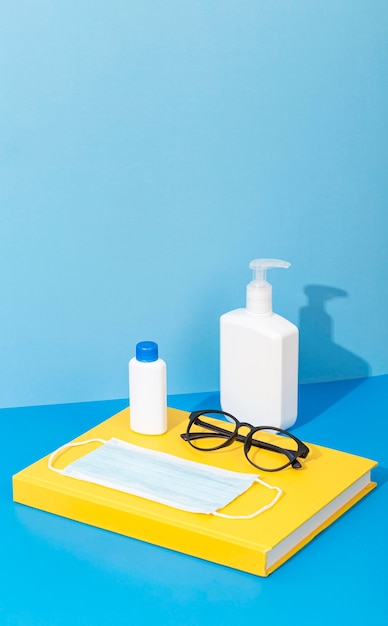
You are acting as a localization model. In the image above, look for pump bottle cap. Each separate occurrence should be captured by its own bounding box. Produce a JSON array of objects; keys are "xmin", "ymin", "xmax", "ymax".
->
[
  {"xmin": 136, "ymin": 341, "xmax": 159, "ymax": 362},
  {"xmin": 246, "ymin": 258, "xmax": 291, "ymax": 315}
]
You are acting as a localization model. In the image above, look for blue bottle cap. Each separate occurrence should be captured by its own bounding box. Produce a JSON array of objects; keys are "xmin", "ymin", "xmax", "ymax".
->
[{"xmin": 136, "ymin": 341, "xmax": 158, "ymax": 362}]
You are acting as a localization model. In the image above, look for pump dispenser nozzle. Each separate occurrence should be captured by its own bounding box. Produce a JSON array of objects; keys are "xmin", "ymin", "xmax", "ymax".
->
[{"xmin": 247, "ymin": 258, "xmax": 291, "ymax": 315}]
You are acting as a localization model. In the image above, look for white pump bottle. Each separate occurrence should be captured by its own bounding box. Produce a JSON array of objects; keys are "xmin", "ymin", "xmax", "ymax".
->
[{"xmin": 220, "ymin": 259, "xmax": 298, "ymax": 429}]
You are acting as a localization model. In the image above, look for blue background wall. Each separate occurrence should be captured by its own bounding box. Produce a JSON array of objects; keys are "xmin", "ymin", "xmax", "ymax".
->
[{"xmin": 1, "ymin": 1, "xmax": 387, "ymax": 408}]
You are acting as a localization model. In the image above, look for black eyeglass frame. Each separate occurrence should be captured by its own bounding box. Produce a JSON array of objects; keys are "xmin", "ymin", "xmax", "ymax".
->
[{"xmin": 181, "ymin": 409, "xmax": 310, "ymax": 472}]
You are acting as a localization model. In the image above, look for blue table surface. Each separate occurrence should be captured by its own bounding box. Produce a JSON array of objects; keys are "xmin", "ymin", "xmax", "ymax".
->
[{"xmin": 1, "ymin": 375, "xmax": 387, "ymax": 626}]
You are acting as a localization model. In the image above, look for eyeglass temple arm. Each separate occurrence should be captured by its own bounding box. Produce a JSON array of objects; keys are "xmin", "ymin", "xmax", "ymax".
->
[{"xmin": 181, "ymin": 432, "xmax": 230, "ymax": 442}]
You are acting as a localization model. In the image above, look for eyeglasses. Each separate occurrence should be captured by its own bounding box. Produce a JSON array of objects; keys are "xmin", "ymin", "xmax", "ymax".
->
[{"xmin": 181, "ymin": 410, "xmax": 310, "ymax": 472}]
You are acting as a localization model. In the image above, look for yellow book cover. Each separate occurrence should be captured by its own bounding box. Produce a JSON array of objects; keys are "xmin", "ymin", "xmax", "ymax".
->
[{"xmin": 12, "ymin": 407, "xmax": 377, "ymax": 577}]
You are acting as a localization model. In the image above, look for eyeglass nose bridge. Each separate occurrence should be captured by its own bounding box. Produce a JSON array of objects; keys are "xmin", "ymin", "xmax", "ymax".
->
[
  {"xmin": 236, "ymin": 421, "xmax": 255, "ymax": 431},
  {"xmin": 233, "ymin": 421, "xmax": 255, "ymax": 443}
]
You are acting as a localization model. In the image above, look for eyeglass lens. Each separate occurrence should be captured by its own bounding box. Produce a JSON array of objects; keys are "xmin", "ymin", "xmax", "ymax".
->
[
  {"xmin": 187, "ymin": 411, "xmax": 237, "ymax": 451},
  {"xmin": 245, "ymin": 428, "xmax": 299, "ymax": 471}
]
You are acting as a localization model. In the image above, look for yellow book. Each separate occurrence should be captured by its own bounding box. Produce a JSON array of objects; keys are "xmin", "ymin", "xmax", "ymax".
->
[{"xmin": 12, "ymin": 407, "xmax": 377, "ymax": 577}]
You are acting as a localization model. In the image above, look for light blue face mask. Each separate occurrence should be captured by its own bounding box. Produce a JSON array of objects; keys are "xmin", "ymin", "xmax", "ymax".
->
[{"xmin": 48, "ymin": 437, "xmax": 282, "ymax": 520}]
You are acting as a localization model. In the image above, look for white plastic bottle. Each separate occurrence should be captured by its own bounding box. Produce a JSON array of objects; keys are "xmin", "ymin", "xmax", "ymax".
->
[
  {"xmin": 220, "ymin": 259, "xmax": 298, "ymax": 429},
  {"xmin": 129, "ymin": 341, "xmax": 167, "ymax": 435}
]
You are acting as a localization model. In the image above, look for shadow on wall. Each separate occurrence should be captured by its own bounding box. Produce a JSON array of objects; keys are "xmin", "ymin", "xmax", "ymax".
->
[{"xmin": 297, "ymin": 284, "xmax": 370, "ymax": 425}]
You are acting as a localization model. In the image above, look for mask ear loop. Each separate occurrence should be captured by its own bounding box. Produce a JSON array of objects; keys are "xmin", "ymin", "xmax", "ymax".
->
[
  {"xmin": 48, "ymin": 438, "xmax": 107, "ymax": 474},
  {"xmin": 213, "ymin": 478, "xmax": 283, "ymax": 520}
]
